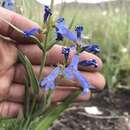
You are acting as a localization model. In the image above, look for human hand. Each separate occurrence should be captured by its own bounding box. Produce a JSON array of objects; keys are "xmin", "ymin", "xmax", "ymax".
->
[{"xmin": 0, "ymin": 7, "xmax": 105, "ymax": 117}]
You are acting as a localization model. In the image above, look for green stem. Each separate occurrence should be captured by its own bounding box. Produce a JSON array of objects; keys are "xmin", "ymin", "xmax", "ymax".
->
[
  {"xmin": 38, "ymin": 3, "xmax": 53, "ymax": 80},
  {"xmin": 23, "ymin": 97, "xmax": 37, "ymax": 130},
  {"xmin": 38, "ymin": 52, "xmax": 47, "ymax": 80}
]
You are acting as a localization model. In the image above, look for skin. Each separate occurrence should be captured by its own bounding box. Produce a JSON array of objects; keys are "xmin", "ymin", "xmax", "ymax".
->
[{"xmin": 0, "ymin": 7, "xmax": 105, "ymax": 117}]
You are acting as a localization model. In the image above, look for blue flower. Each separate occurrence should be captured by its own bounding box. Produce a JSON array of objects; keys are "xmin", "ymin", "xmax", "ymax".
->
[
  {"xmin": 40, "ymin": 67, "xmax": 61, "ymax": 90},
  {"xmin": 82, "ymin": 44, "xmax": 100, "ymax": 54},
  {"xmin": 75, "ymin": 25, "xmax": 84, "ymax": 40},
  {"xmin": 44, "ymin": 5, "xmax": 52, "ymax": 23},
  {"xmin": 62, "ymin": 45, "xmax": 76, "ymax": 62},
  {"xmin": 56, "ymin": 17, "xmax": 77, "ymax": 42},
  {"xmin": 55, "ymin": 27, "xmax": 64, "ymax": 41},
  {"xmin": 64, "ymin": 54, "xmax": 90, "ymax": 94},
  {"xmin": 79, "ymin": 59, "xmax": 98, "ymax": 68},
  {"xmin": 56, "ymin": 17, "xmax": 65, "ymax": 24},
  {"xmin": 23, "ymin": 28, "xmax": 41, "ymax": 37},
  {"xmin": 2, "ymin": 0, "xmax": 15, "ymax": 11},
  {"xmin": 62, "ymin": 47, "xmax": 71, "ymax": 62},
  {"xmin": 63, "ymin": 54, "xmax": 79, "ymax": 80},
  {"xmin": 74, "ymin": 71, "xmax": 90, "ymax": 95}
]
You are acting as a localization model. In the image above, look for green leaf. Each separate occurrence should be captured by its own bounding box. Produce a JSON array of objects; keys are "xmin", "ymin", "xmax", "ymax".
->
[
  {"xmin": 24, "ymin": 78, "xmax": 31, "ymax": 118},
  {"xmin": 46, "ymin": 40, "xmax": 57, "ymax": 51},
  {"xmin": 35, "ymin": 90, "xmax": 81, "ymax": 130},
  {"xmin": 18, "ymin": 50, "xmax": 39, "ymax": 95}
]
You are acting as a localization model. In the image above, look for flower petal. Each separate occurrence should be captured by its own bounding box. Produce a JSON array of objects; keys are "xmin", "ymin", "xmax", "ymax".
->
[
  {"xmin": 46, "ymin": 81, "xmax": 55, "ymax": 90},
  {"xmin": 40, "ymin": 67, "xmax": 61, "ymax": 90},
  {"xmin": 79, "ymin": 59, "xmax": 98, "ymax": 68},
  {"xmin": 82, "ymin": 44, "xmax": 100, "ymax": 54},
  {"xmin": 70, "ymin": 54, "xmax": 79, "ymax": 70},
  {"xmin": 23, "ymin": 28, "xmax": 41, "ymax": 37},
  {"xmin": 2, "ymin": 0, "xmax": 15, "ymax": 11},
  {"xmin": 74, "ymin": 71, "xmax": 90, "ymax": 95},
  {"xmin": 64, "ymin": 67, "xmax": 73, "ymax": 80}
]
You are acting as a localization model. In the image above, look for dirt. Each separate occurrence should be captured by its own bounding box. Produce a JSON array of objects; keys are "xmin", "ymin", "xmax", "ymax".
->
[{"xmin": 49, "ymin": 88, "xmax": 130, "ymax": 130}]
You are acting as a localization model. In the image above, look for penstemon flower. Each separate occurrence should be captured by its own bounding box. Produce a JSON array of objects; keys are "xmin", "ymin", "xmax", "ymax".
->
[
  {"xmin": 63, "ymin": 54, "xmax": 90, "ymax": 94},
  {"xmin": 81, "ymin": 44, "xmax": 100, "ymax": 54},
  {"xmin": 55, "ymin": 17, "xmax": 77, "ymax": 42},
  {"xmin": 40, "ymin": 66, "xmax": 61, "ymax": 90},
  {"xmin": 44, "ymin": 5, "xmax": 52, "ymax": 23},
  {"xmin": 75, "ymin": 25, "xmax": 84, "ymax": 41},
  {"xmin": 55, "ymin": 27, "xmax": 64, "ymax": 41},
  {"xmin": 23, "ymin": 28, "xmax": 41, "ymax": 37},
  {"xmin": 62, "ymin": 47, "xmax": 71, "ymax": 62},
  {"xmin": 62, "ymin": 45, "xmax": 76, "ymax": 62},
  {"xmin": 79, "ymin": 59, "xmax": 98, "ymax": 68},
  {"xmin": 2, "ymin": 0, "xmax": 15, "ymax": 11}
]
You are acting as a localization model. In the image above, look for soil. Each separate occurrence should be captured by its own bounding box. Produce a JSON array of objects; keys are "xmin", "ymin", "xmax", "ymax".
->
[{"xmin": 49, "ymin": 88, "xmax": 130, "ymax": 130}]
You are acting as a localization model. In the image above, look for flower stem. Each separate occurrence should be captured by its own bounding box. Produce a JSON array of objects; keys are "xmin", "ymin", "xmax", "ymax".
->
[
  {"xmin": 38, "ymin": 51, "xmax": 47, "ymax": 80},
  {"xmin": 38, "ymin": 1, "xmax": 54, "ymax": 80}
]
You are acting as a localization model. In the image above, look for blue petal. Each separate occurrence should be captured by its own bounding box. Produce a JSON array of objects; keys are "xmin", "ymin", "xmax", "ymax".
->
[
  {"xmin": 70, "ymin": 54, "xmax": 79, "ymax": 70},
  {"xmin": 62, "ymin": 47, "xmax": 70, "ymax": 62},
  {"xmin": 56, "ymin": 17, "xmax": 65, "ymax": 27},
  {"xmin": 82, "ymin": 44, "xmax": 100, "ymax": 54},
  {"xmin": 44, "ymin": 5, "xmax": 52, "ymax": 23},
  {"xmin": 24, "ymin": 28, "xmax": 40, "ymax": 37},
  {"xmin": 75, "ymin": 25, "xmax": 84, "ymax": 40},
  {"xmin": 40, "ymin": 67, "xmax": 61, "ymax": 89},
  {"xmin": 75, "ymin": 25, "xmax": 84, "ymax": 32},
  {"xmin": 58, "ymin": 27, "xmax": 77, "ymax": 42},
  {"xmin": 56, "ymin": 18, "xmax": 77, "ymax": 42},
  {"xmin": 46, "ymin": 81, "xmax": 55, "ymax": 90},
  {"xmin": 56, "ymin": 17, "xmax": 65, "ymax": 25},
  {"xmin": 47, "ymin": 66, "xmax": 61, "ymax": 80},
  {"xmin": 40, "ymin": 77, "xmax": 48, "ymax": 87},
  {"xmin": 74, "ymin": 71, "xmax": 90, "ymax": 95},
  {"xmin": 64, "ymin": 67, "xmax": 73, "ymax": 80},
  {"xmin": 64, "ymin": 29, "xmax": 77, "ymax": 42},
  {"xmin": 2, "ymin": 0, "xmax": 14, "ymax": 11},
  {"xmin": 79, "ymin": 59, "xmax": 98, "ymax": 68}
]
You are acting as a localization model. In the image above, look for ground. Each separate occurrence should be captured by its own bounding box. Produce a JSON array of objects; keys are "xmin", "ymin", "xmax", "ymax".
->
[{"xmin": 49, "ymin": 88, "xmax": 130, "ymax": 130}]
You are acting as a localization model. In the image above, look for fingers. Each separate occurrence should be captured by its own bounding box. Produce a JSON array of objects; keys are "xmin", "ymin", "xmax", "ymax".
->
[
  {"xmin": 0, "ymin": 87, "xmax": 90, "ymax": 118},
  {"xmin": 0, "ymin": 102, "xmax": 22, "ymax": 117},
  {"xmin": 14, "ymin": 64, "xmax": 105, "ymax": 89},
  {"xmin": 0, "ymin": 36, "xmax": 17, "ymax": 72},
  {"xmin": 0, "ymin": 7, "xmax": 42, "ymax": 43},
  {"xmin": 0, "ymin": 89, "xmax": 90, "ymax": 118},
  {"xmin": 52, "ymin": 89, "xmax": 91, "ymax": 102},
  {"xmin": 18, "ymin": 44, "xmax": 103, "ymax": 71},
  {"xmin": 0, "ymin": 83, "xmax": 91, "ymax": 103}
]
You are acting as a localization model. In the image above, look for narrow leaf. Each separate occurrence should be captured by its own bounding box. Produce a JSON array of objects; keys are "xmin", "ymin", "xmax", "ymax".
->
[
  {"xmin": 18, "ymin": 51, "xmax": 39, "ymax": 94},
  {"xmin": 24, "ymin": 78, "xmax": 30, "ymax": 118},
  {"xmin": 35, "ymin": 90, "xmax": 81, "ymax": 130}
]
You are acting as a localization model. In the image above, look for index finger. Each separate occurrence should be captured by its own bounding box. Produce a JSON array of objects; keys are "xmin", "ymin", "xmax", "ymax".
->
[{"xmin": 0, "ymin": 7, "xmax": 42, "ymax": 43}]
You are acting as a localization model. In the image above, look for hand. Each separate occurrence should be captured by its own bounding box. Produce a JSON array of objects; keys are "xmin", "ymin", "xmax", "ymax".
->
[{"xmin": 0, "ymin": 7, "xmax": 105, "ymax": 117}]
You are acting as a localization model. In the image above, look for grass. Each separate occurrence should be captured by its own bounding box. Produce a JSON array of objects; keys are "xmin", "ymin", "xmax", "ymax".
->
[{"xmin": 0, "ymin": 0, "xmax": 130, "ymax": 129}]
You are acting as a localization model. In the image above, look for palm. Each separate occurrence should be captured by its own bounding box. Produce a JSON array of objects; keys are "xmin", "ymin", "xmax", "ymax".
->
[{"xmin": 0, "ymin": 37, "xmax": 17, "ymax": 98}]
